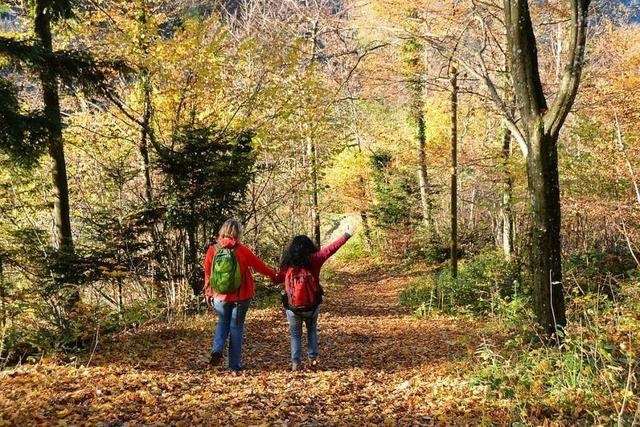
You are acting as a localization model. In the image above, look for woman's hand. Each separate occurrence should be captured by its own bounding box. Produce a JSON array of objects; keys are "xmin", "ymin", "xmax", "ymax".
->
[{"xmin": 345, "ymin": 223, "xmax": 356, "ymax": 236}]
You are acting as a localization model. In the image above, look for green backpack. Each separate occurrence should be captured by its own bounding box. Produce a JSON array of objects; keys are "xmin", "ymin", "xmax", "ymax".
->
[{"xmin": 209, "ymin": 244, "xmax": 242, "ymax": 294}]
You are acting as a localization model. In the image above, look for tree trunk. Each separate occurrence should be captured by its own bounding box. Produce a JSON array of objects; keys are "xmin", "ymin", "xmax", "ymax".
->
[
  {"xmin": 469, "ymin": 188, "xmax": 476, "ymax": 228},
  {"xmin": 503, "ymin": 0, "xmax": 590, "ymax": 337},
  {"xmin": 34, "ymin": 0, "xmax": 79, "ymax": 310},
  {"xmin": 526, "ymin": 127, "xmax": 566, "ymax": 336},
  {"xmin": 139, "ymin": 78, "xmax": 154, "ymax": 205},
  {"xmin": 117, "ymin": 279, "xmax": 124, "ymax": 313},
  {"xmin": 139, "ymin": 72, "xmax": 165, "ymax": 296},
  {"xmin": 501, "ymin": 125, "xmax": 514, "ymax": 261},
  {"xmin": 555, "ymin": 23, "xmax": 563, "ymax": 84},
  {"xmin": 186, "ymin": 199, "xmax": 200, "ymax": 294},
  {"xmin": 137, "ymin": 2, "xmax": 154, "ymax": 207},
  {"xmin": 450, "ymin": 62, "xmax": 458, "ymax": 278},
  {"xmin": 404, "ymin": 38, "xmax": 432, "ymax": 227},
  {"xmin": 416, "ymin": 106, "xmax": 431, "ymax": 227},
  {"xmin": 360, "ymin": 210, "xmax": 373, "ymax": 250},
  {"xmin": 34, "ymin": 1, "xmax": 74, "ymax": 257},
  {"xmin": 0, "ymin": 255, "xmax": 5, "ymax": 329},
  {"xmin": 307, "ymin": 137, "xmax": 321, "ymax": 247},
  {"xmin": 306, "ymin": 19, "xmax": 321, "ymax": 247},
  {"xmin": 135, "ymin": 2, "xmax": 166, "ymax": 296}
]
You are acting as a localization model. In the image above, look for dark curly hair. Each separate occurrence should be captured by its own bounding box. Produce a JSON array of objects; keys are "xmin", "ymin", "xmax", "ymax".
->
[{"xmin": 280, "ymin": 235, "xmax": 318, "ymax": 270}]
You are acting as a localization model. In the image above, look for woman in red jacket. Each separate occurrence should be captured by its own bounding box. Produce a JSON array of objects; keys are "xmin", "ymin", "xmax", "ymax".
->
[
  {"xmin": 203, "ymin": 219, "xmax": 276, "ymax": 371},
  {"xmin": 276, "ymin": 226, "xmax": 353, "ymax": 370}
]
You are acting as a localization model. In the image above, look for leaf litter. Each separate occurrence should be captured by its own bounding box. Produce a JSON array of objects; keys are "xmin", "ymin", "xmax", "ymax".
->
[{"xmin": 0, "ymin": 265, "xmax": 512, "ymax": 425}]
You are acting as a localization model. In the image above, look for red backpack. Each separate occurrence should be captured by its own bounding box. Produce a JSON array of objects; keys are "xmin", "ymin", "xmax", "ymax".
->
[{"xmin": 284, "ymin": 268, "xmax": 321, "ymax": 312}]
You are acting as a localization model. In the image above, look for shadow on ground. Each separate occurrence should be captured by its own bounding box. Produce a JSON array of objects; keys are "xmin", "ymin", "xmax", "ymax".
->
[{"xmin": 87, "ymin": 262, "xmax": 477, "ymax": 375}]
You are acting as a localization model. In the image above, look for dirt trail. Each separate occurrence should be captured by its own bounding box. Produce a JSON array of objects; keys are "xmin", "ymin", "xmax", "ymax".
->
[{"xmin": 0, "ymin": 264, "xmax": 506, "ymax": 425}]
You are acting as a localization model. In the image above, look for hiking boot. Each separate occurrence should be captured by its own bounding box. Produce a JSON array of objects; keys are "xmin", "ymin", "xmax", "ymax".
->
[
  {"xmin": 209, "ymin": 351, "xmax": 223, "ymax": 366},
  {"xmin": 308, "ymin": 358, "xmax": 319, "ymax": 369},
  {"xmin": 291, "ymin": 362, "xmax": 303, "ymax": 371}
]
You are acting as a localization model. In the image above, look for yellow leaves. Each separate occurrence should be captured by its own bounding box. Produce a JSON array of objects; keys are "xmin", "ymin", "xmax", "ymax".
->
[{"xmin": 55, "ymin": 408, "xmax": 71, "ymax": 418}]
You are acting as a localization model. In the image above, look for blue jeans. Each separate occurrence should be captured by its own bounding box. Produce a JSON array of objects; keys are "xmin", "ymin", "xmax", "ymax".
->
[
  {"xmin": 286, "ymin": 306, "xmax": 319, "ymax": 364},
  {"xmin": 211, "ymin": 299, "xmax": 251, "ymax": 371}
]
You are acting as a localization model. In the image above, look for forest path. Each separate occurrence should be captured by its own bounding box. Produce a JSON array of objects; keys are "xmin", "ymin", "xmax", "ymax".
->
[{"xmin": 0, "ymin": 263, "xmax": 506, "ymax": 425}]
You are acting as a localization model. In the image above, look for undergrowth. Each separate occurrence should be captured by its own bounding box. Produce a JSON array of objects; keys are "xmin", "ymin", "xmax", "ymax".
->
[{"xmin": 398, "ymin": 247, "xmax": 640, "ymax": 424}]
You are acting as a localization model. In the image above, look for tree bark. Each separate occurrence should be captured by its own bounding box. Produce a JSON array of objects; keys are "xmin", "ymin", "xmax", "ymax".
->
[
  {"xmin": 450, "ymin": 62, "xmax": 458, "ymax": 278},
  {"xmin": 135, "ymin": 2, "xmax": 165, "ymax": 296},
  {"xmin": 526, "ymin": 127, "xmax": 566, "ymax": 334},
  {"xmin": 34, "ymin": 0, "xmax": 74, "ymax": 257},
  {"xmin": 139, "ymin": 78, "xmax": 154, "ymax": 205},
  {"xmin": 501, "ymin": 124, "xmax": 514, "ymax": 261},
  {"xmin": 411, "ymin": 73, "xmax": 431, "ymax": 227},
  {"xmin": 34, "ymin": 0, "xmax": 80, "ymax": 310},
  {"xmin": 137, "ymin": 2, "xmax": 154, "ymax": 207},
  {"xmin": 404, "ymin": 38, "xmax": 432, "ymax": 228},
  {"xmin": 416, "ymin": 111, "xmax": 431, "ymax": 227},
  {"xmin": 0, "ymin": 255, "xmax": 5, "ymax": 329},
  {"xmin": 307, "ymin": 136, "xmax": 321, "ymax": 247},
  {"xmin": 186, "ymin": 223, "xmax": 200, "ymax": 294},
  {"xmin": 360, "ymin": 210, "xmax": 373, "ymax": 250},
  {"xmin": 504, "ymin": 0, "xmax": 590, "ymax": 336},
  {"xmin": 307, "ymin": 19, "xmax": 321, "ymax": 247}
]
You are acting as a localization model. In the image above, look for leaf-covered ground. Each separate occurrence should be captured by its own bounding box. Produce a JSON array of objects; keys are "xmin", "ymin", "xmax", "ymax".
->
[{"xmin": 0, "ymin": 265, "xmax": 512, "ymax": 425}]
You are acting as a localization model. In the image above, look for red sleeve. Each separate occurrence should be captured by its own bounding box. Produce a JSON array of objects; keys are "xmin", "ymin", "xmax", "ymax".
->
[
  {"xmin": 203, "ymin": 246, "xmax": 216, "ymax": 296},
  {"xmin": 313, "ymin": 233, "xmax": 351, "ymax": 265},
  {"xmin": 239, "ymin": 245, "xmax": 277, "ymax": 282}
]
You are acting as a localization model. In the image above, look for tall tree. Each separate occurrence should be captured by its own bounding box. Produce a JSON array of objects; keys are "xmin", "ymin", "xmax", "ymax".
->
[
  {"xmin": 136, "ymin": 0, "xmax": 155, "ymax": 207},
  {"xmin": 449, "ymin": 60, "xmax": 458, "ymax": 278},
  {"xmin": 1, "ymin": 0, "xmax": 118, "ymax": 311},
  {"xmin": 500, "ymin": 124, "xmax": 514, "ymax": 261},
  {"xmin": 403, "ymin": 36, "xmax": 432, "ymax": 228},
  {"xmin": 433, "ymin": 0, "xmax": 592, "ymax": 334},
  {"xmin": 501, "ymin": 63, "xmax": 515, "ymax": 261},
  {"xmin": 307, "ymin": 18, "xmax": 322, "ymax": 247},
  {"xmin": 503, "ymin": 0, "xmax": 591, "ymax": 335},
  {"xmin": 34, "ymin": 0, "xmax": 74, "ymax": 257}
]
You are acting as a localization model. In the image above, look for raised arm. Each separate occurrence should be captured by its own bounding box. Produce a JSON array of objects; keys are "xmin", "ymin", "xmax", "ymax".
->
[{"xmin": 313, "ymin": 233, "xmax": 351, "ymax": 265}]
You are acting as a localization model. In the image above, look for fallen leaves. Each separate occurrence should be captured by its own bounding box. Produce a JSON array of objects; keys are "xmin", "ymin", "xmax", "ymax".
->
[{"xmin": 0, "ymin": 263, "xmax": 514, "ymax": 425}]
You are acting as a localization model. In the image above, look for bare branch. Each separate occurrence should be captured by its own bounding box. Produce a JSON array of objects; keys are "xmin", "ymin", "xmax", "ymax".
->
[{"xmin": 544, "ymin": 0, "xmax": 592, "ymax": 136}]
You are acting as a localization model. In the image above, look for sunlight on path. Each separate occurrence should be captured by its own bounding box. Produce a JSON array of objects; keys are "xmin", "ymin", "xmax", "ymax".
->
[{"xmin": 0, "ymin": 265, "xmax": 506, "ymax": 425}]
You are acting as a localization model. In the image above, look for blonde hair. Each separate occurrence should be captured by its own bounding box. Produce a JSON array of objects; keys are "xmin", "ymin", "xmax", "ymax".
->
[{"xmin": 218, "ymin": 218, "xmax": 242, "ymax": 240}]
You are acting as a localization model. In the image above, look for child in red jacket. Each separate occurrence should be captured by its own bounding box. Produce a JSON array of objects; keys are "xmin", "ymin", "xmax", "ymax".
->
[
  {"xmin": 204, "ymin": 219, "xmax": 276, "ymax": 371},
  {"xmin": 275, "ymin": 226, "xmax": 353, "ymax": 370}
]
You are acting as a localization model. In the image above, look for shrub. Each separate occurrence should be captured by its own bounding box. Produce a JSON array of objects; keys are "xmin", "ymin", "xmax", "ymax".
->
[
  {"xmin": 400, "ymin": 249, "xmax": 520, "ymax": 316},
  {"xmin": 564, "ymin": 249, "xmax": 637, "ymax": 298},
  {"xmin": 470, "ymin": 276, "xmax": 640, "ymax": 424},
  {"xmin": 402, "ymin": 226, "xmax": 450, "ymax": 265},
  {"xmin": 370, "ymin": 151, "xmax": 422, "ymax": 229}
]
